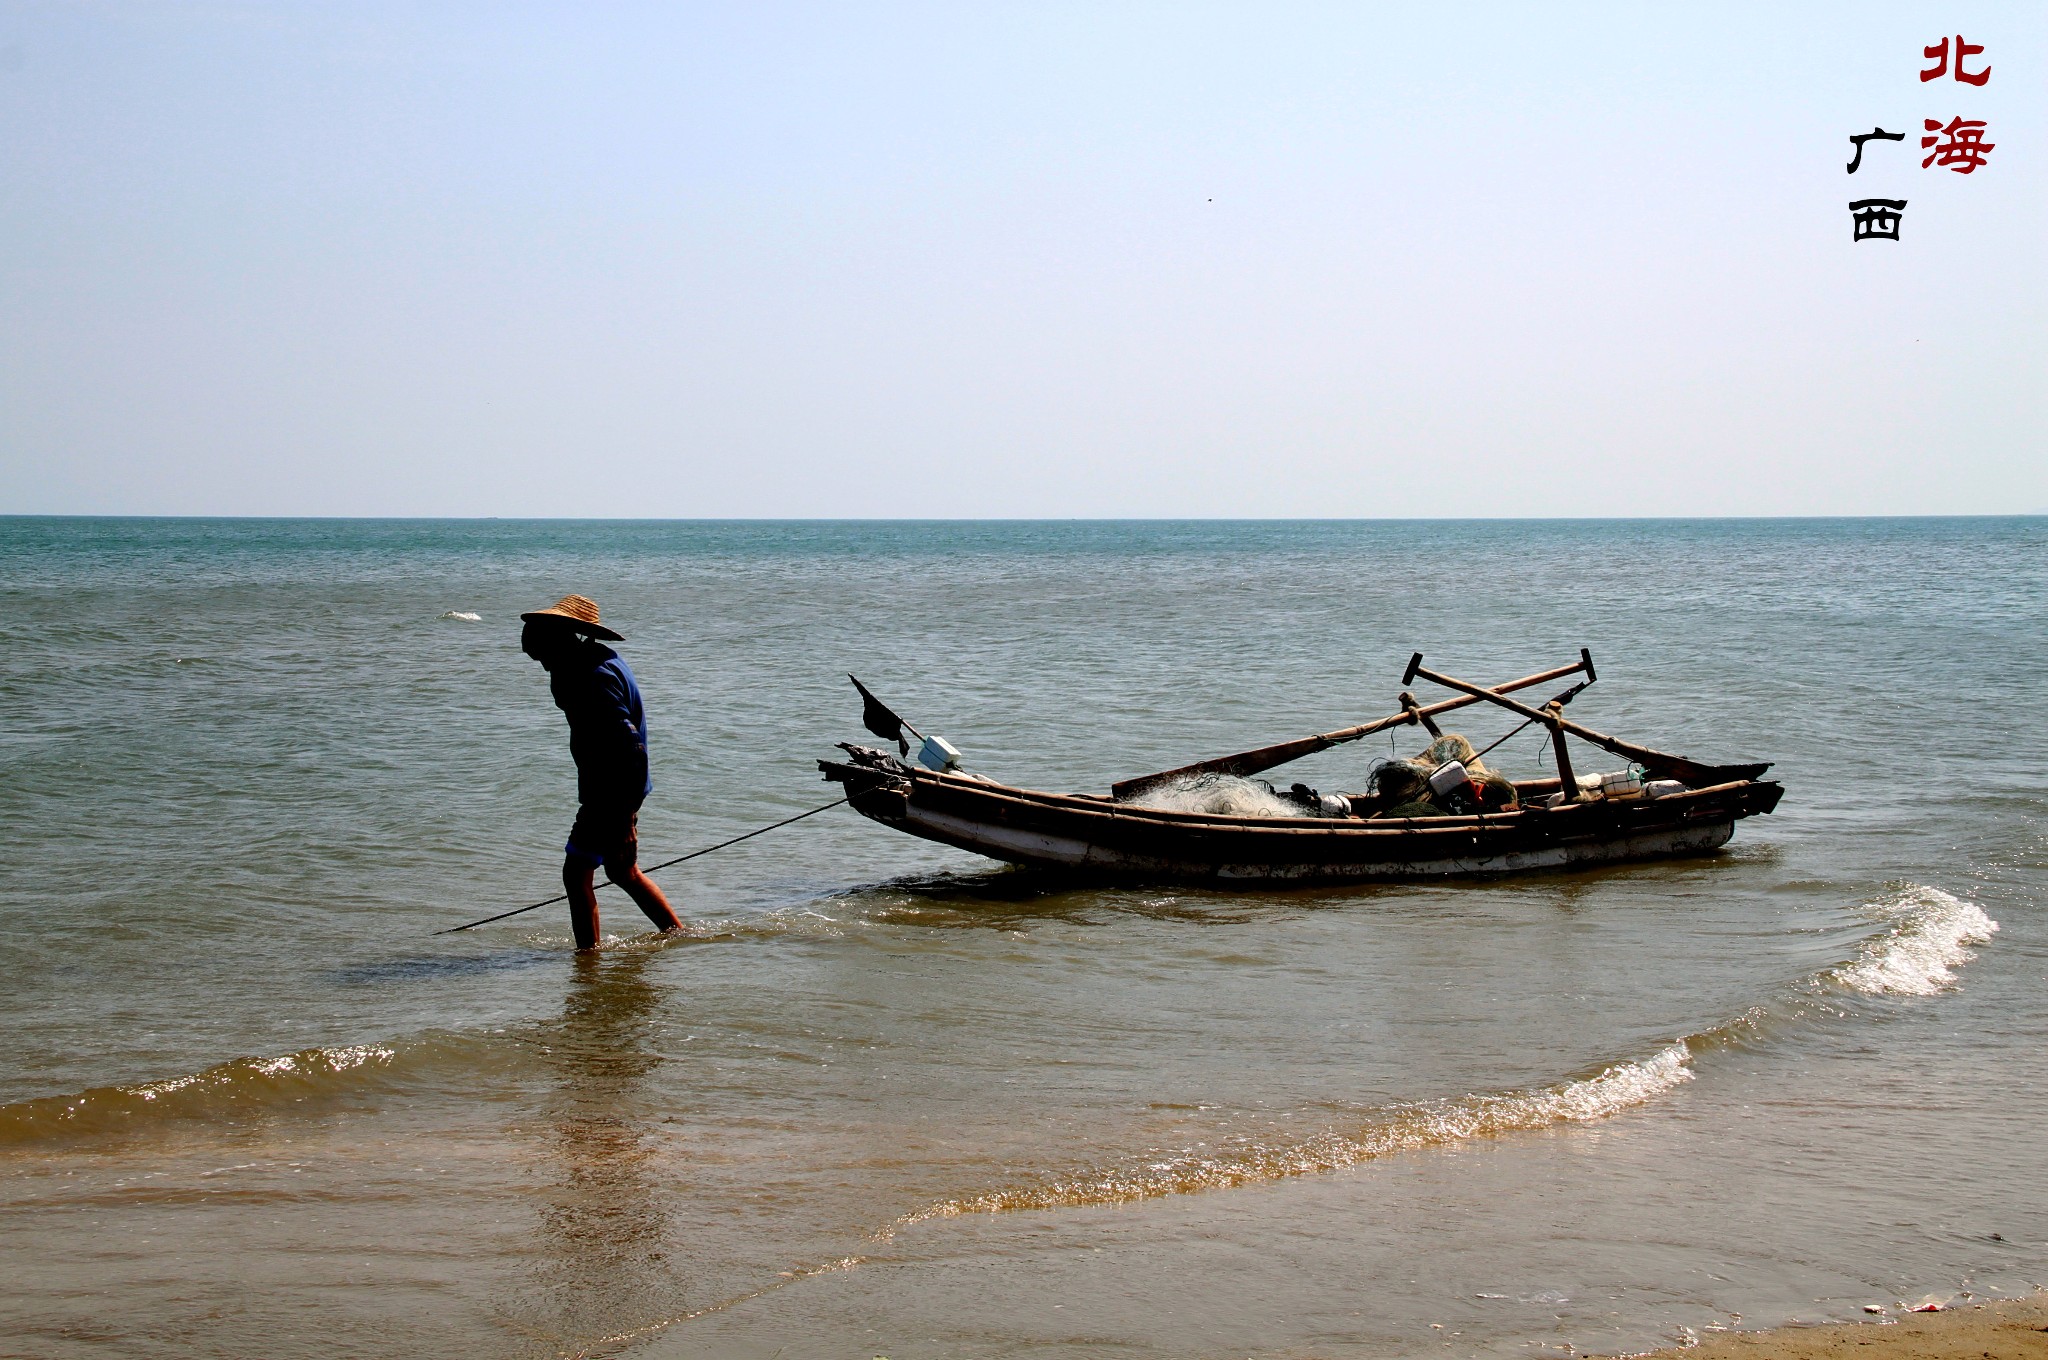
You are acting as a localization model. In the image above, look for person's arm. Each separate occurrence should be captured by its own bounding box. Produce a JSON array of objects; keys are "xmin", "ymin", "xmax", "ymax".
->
[
  {"xmin": 589, "ymin": 667, "xmax": 640, "ymax": 742},
  {"xmin": 589, "ymin": 665, "xmax": 649, "ymax": 787}
]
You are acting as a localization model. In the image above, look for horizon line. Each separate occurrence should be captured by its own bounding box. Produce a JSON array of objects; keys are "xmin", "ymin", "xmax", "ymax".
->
[{"xmin": 2, "ymin": 512, "xmax": 2044, "ymax": 524}]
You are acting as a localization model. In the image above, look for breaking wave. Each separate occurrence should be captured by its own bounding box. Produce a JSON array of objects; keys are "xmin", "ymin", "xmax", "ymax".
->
[
  {"xmin": 894, "ymin": 1045, "xmax": 1694, "ymax": 1224},
  {"xmin": 0, "ymin": 1033, "xmax": 514, "ymax": 1148},
  {"xmin": 891, "ymin": 881, "xmax": 1998, "ymax": 1226},
  {"xmin": 440, "ymin": 610, "xmax": 482, "ymax": 621},
  {"xmin": 1823, "ymin": 884, "xmax": 1999, "ymax": 997}
]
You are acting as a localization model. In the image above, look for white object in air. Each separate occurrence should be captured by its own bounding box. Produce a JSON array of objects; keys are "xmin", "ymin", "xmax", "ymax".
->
[{"xmin": 918, "ymin": 734, "xmax": 962, "ymax": 771}]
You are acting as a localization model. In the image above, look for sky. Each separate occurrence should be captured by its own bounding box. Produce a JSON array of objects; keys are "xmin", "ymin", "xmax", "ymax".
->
[{"xmin": 0, "ymin": 2, "xmax": 2041, "ymax": 518}]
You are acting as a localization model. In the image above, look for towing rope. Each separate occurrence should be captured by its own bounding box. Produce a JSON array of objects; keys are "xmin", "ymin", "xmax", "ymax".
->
[{"xmin": 433, "ymin": 797, "xmax": 849, "ymax": 935}]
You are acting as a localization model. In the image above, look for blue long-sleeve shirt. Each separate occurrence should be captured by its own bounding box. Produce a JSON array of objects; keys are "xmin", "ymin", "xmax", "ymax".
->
[{"xmin": 549, "ymin": 642, "xmax": 654, "ymax": 805}]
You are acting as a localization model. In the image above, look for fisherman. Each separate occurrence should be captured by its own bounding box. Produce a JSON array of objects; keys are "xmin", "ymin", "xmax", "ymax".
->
[{"xmin": 520, "ymin": 595, "xmax": 682, "ymax": 950}]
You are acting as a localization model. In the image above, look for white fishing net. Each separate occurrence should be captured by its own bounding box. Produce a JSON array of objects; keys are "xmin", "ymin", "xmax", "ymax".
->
[{"xmin": 1123, "ymin": 773, "xmax": 1305, "ymax": 818}]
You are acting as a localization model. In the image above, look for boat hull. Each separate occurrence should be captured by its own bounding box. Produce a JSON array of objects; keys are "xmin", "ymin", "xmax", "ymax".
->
[
  {"xmin": 896, "ymin": 801, "xmax": 1736, "ymax": 879},
  {"xmin": 820, "ymin": 753, "xmax": 1780, "ymax": 886}
]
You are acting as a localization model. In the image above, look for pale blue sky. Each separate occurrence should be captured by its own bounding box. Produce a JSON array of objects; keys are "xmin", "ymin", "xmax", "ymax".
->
[{"xmin": 1, "ymin": 2, "xmax": 2040, "ymax": 516}]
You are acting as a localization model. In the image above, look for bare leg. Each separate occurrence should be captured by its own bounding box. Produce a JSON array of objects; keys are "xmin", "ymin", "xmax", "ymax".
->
[
  {"xmin": 604, "ymin": 861, "xmax": 682, "ymax": 933},
  {"xmin": 563, "ymin": 858, "xmax": 601, "ymax": 951}
]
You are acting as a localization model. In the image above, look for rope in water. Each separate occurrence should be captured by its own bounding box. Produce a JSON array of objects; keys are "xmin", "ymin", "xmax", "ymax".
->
[{"xmin": 433, "ymin": 797, "xmax": 849, "ymax": 935}]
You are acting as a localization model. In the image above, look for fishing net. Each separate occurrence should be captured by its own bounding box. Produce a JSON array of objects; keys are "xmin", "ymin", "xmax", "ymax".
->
[
  {"xmin": 1414, "ymin": 732, "xmax": 1521, "ymax": 795},
  {"xmin": 1364, "ymin": 734, "xmax": 1521, "ymax": 817},
  {"xmin": 1417, "ymin": 733, "xmax": 1493, "ymax": 778},
  {"xmin": 1124, "ymin": 773, "xmax": 1306, "ymax": 818},
  {"xmin": 1369, "ymin": 760, "xmax": 1432, "ymax": 802}
]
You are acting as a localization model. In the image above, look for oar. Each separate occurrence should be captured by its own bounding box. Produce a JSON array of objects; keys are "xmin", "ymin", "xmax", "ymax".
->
[
  {"xmin": 1401, "ymin": 654, "xmax": 1771, "ymax": 789},
  {"xmin": 1109, "ymin": 655, "xmax": 1594, "ymax": 801}
]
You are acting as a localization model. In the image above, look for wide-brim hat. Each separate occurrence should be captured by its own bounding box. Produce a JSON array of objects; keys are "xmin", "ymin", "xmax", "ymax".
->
[{"xmin": 519, "ymin": 594, "xmax": 623, "ymax": 641}]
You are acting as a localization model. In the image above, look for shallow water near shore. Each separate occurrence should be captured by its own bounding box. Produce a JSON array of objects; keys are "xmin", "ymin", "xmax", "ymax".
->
[{"xmin": 0, "ymin": 516, "xmax": 2042, "ymax": 1358}]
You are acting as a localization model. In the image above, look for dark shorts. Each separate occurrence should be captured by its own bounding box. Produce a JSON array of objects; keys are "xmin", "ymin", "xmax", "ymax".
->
[{"xmin": 565, "ymin": 804, "xmax": 640, "ymax": 869}]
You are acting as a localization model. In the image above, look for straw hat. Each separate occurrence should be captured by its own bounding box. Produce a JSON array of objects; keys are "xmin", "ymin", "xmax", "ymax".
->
[{"xmin": 519, "ymin": 594, "xmax": 623, "ymax": 641}]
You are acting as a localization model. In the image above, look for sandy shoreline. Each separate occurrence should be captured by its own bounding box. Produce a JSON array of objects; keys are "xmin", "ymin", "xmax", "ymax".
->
[{"xmin": 1627, "ymin": 1293, "xmax": 2048, "ymax": 1359}]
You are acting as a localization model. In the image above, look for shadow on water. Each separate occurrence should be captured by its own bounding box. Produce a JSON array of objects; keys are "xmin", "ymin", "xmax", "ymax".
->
[
  {"xmin": 824, "ymin": 864, "xmax": 1405, "ymax": 929},
  {"xmin": 819, "ymin": 843, "xmax": 1783, "ymax": 930},
  {"xmin": 497, "ymin": 950, "xmax": 692, "ymax": 1355},
  {"xmin": 823, "ymin": 866, "xmax": 1229, "ymax": 926}
]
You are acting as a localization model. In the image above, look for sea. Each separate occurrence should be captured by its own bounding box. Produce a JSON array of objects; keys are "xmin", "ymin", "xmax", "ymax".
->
[{"xmin": 0, "ymin": 516, "xmax": 2041, "ymax": 1360}]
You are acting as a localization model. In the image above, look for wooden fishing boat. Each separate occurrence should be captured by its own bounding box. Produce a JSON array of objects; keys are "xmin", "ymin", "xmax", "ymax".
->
[{"xmin": 818, "ymin": 652, "xmax": 1783, "ymax": 885}]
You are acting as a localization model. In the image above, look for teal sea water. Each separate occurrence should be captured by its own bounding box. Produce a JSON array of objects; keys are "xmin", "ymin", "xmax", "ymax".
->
[{"xmin": 0, "ymin": 516, "xmax": 2041, "ymax": 1358}]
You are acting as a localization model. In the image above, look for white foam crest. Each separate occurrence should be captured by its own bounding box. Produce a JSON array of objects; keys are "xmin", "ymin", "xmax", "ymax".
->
[
  {"xmin": 1454, "ymin": 1042, "xmax": 1695, "ymax": 1130},
  {"xmin": 518, "ymin": 907, "xmax": 863, "ymax": 952},
  {"xmin": 440, "ymin": 610, "xmax": 482, "ymax": 622},
  {"xmin": 1125, "ymin": 773, "xmax": 1303, "ymax": 818},
  {"xmin": 134, "ymin": 1044, "xmax": 396, "ymax": 1100},
  {"xmin": 892, "ymin": 1044, "xmax": 1694, "ymax": 1226},
  {"xmin": 1827, "ymin": 884, "xmax": 1999, "ymax": 997}
]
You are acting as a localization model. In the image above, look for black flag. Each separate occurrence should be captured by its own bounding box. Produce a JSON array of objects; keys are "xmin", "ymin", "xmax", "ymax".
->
[{"xmin": 848, "ymin": 674, "xmax": 910, "ymax": 757}]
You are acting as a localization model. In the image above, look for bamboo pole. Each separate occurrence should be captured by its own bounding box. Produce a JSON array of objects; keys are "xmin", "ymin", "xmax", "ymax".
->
[
  {"xmin": 1544, "ymin": 703, "xmax": 1581, "ymax": 801},
  {"xmin": 1400, "ymin": 654, "xmax": 1771, "ymax": 789},
  {"xmin": 1399, "ymin": 691, "xmax": 1443, "ymax": 738},
  {"xmin": 1109, "ymin": 656, "xmax": 1592, "ymax": 800}
]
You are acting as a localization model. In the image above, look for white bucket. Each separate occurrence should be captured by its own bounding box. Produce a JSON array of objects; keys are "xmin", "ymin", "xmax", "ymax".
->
[{"xmin": 1427, "ymin": 760, "xmax": 1471, "ymax": 798}]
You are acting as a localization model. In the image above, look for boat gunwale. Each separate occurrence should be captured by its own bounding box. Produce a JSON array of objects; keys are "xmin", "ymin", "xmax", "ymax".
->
[{"xmin": 825, "ymin": 758, "xmax": 1775, "ymax": 838}]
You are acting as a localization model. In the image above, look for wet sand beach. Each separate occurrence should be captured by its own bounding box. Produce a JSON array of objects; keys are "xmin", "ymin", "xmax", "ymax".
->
[{"xmin": 1632, "ymin": 1293, "xmax": 2048, "ymax": 1359}]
